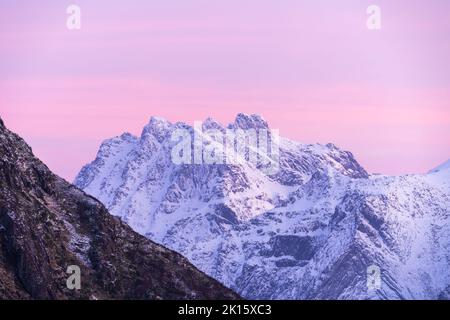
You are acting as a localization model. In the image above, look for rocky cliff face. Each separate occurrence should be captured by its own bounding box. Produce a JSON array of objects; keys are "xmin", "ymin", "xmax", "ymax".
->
[
  {"xmin": 0, "ymin": 117, "xmax": 239, "ymax": 300},
  {"xmin": 75, "ymin": 114, "xmax": 450, "ymax": 300}
]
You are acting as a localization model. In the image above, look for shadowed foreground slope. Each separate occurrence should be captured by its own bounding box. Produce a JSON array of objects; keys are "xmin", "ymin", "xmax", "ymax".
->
[{"xmin": 0, "ymin": 117, "xmax": 239, "ymax": 300}]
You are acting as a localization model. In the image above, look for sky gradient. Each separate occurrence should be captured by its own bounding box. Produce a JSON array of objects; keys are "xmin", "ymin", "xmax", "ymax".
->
[{"xmin": 1, "ymin": 0, "xmax": 449, "ymax": 180}]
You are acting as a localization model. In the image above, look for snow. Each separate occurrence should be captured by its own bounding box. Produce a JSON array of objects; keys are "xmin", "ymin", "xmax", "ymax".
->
[
  {"xmin": 63, "ymin": 220, "xmax": 92, "ymax": 267},
  {"xmin": 74, "ymin": 114, "xmax": 450, "ymax": 300}
]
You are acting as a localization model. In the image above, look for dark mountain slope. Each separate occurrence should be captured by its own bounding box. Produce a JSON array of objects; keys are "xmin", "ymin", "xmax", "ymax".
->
[{"xmin": 0, "ymin": 117, "xmax": 239, "ymax": 300}]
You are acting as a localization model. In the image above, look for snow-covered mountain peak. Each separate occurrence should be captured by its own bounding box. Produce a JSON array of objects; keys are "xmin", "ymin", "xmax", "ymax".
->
[
  {"xmin": 97, "ymin": 133, "xmax": 138, "ymax": 158},
  {"xmin": 74, "ymin": 114, "xmax": 450, "ymax": 300},
  {"xmin": 74, "ymin": 114, "xmax": 370, "ymax": 205},
  {"xmin": 229, "ymin": 113, "xmax": 269, "ymax": 130},
  {"xmin": 141, "ymin": 116, "xmax": 173, "ymax": 142},
  {"xmin": 120, "ymin": 132, "xmax": 138, "ymax": 140},
  {"xmin": 202, "ymin": 117, "xmax": 224, "ymax": 131}
]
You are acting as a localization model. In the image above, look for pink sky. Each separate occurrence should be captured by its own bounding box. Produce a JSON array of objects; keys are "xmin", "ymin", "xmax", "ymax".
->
[{"xmin": 1, "ymin": 0, "xmax": 449, "ymax": 180}]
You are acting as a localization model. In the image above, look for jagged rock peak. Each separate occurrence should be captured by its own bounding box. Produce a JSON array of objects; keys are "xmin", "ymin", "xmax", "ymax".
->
[
  {"xmin": 202, "ymin": 117, "xmax": 224, "ymax": 131},
  {"xmin": 141, "ymin": 116, "xmax": 173, "ymax": 142},
  {"xmin": 119, "ymin": 132, "xmax": 137, "ymax": 140},
  {"xmin": 98, "ymin": 132, "xmax": 137, "ymax": 151},
  {"xmin": 229, "ymin": 113, "xmax": 269, "ymax": 130}
]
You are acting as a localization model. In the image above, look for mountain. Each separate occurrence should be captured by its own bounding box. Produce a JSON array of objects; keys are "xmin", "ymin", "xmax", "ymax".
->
[
  {"xmin": 75, "ymin": 114, "xmax": 450, "ymax": 300},
  {"xmin": 0, "ymin": 117, "xmax": 239, "ymax": 300}
]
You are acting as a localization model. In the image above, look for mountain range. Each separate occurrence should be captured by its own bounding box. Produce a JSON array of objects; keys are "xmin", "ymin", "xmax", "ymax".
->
[{"xmin": 75, "ymin": 114, "xmax": 450, "ymax": 300}]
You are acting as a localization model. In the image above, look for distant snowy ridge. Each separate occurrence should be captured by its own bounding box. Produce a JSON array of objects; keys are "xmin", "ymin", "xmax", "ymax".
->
[
  {"xmin": 75, "ymin": 114, "xmax": 450, "ymax": 300},
  {"xmin": 429, "ymin": 159, "xmax": 450, "ymax": 173}
]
